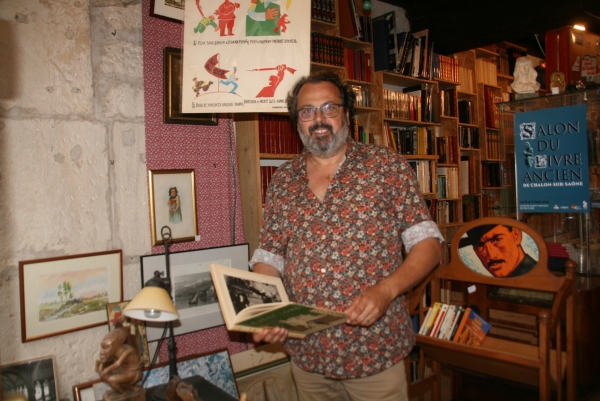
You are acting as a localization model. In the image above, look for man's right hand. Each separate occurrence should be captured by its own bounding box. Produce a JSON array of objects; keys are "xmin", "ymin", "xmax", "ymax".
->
[{"xmin": 252, "ymin": 327, "xmax": 289, "ymax": 344}]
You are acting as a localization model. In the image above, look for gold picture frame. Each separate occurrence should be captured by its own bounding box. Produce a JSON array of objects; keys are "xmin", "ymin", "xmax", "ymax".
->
[
  {"xmin": 149, "ymin": 0, "xmax": 183, "ymax": 23},
  {"xmin": 148, "ymin": 169, "xmax": 198, "ymax": 246},
  {"xmin": 164, "ymin": 47, "xmax": 218, "ymax": 125},
  {"xmin": 19, "ymin": 250, "xmax": 123, "ymax": 342}
]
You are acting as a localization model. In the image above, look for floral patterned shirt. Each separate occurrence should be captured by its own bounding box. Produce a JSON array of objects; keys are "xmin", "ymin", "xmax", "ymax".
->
[{"xmin": 250, "ymin": 140, "xmax": 443, "ymax": 379}]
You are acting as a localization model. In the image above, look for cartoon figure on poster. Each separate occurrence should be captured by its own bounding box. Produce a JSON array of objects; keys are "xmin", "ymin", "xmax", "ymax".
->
[
  {"xmin": 246, "ymin": 0, "xmax": 292, "ymax": 36},
  {"xmin": 249, "ymin": 64, "xmax": 296, "ymax": 97}
]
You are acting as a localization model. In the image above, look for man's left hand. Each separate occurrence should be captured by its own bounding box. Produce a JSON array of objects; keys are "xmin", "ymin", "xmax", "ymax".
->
[{"xmin": 343, "ymin": 283, "xmax": 394, "ymax": 326}]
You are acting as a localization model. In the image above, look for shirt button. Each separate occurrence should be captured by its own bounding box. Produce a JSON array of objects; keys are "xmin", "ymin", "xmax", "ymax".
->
[
  {"xmin": 321, "ymin": 235, "xmax": 326, "ymax": 240},
  {"xmin": 321, "ymin": 268, "xmax": 326, "ymax": 273}
]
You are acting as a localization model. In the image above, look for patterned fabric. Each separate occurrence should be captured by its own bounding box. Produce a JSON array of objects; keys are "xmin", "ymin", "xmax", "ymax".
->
[{"xmin": 252, "ymin": 140, "xmax": 443, "ymax": 379}]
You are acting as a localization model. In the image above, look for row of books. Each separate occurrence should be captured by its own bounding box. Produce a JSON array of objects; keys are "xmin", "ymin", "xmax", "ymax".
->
[
  {"xmin": 311, "ymin": 0, "xmax": 335, "ymax": 24},
  {"xmin": 459, "ymin": 126, "xmax": 480, "ymax": 149},
  {"xmin": 431, "ymin": 53, "xmax": 459, "ymax": 83},
  {"xmin": 475, "ymin": 58, "xmax": 498, "ymax": 86},
  {"xmin": 458, "ymin": 100, "xmax": 476, "ymax": 125},
  {"xmin": 386, "ymin": 125, "xmax": 435, "ymax": 155},
  {"xmin": 437, "ymin": 167, "xmax": 459, "ymax": 199},
  {"xmin": 351, "ymin": 84, "xmax": 373, "ymax": 108},
  {"xmin": 462, "ymin": 195, "xmax": 481, "ymax": 221},
  {"xmin": 440, "ymin": 89, "xmax": 456, "ymax": 117},
  {"xmin": 383, "ymin": 86, "xmax": 438, "ymax": 122},
  {"xmin": 310, "ymin": 33, "xmax": 344, "ymax": 67},
  {"xmin": 433, "ymin": 199, "xmax": 460, "ymax": 224},
  {"xmin": 456, "ymin": 66, "xmax": 475, "ymax": 94},
  {"xmin": 460, "ymin": 155, "xmax": 479, "ymax": 195},
  {"xmin": 258, "ymin": 115, "xmax": 303, "ymax": 155},
  {"xmin": 419, "ymin": 302, "xmax": 491, "ymax": 346},
  {"xmin": 483, "ymin": 86, "xmax": 502, "ymax": 129},
  {"xmin": 482, "ymin": 161, "xmax": 502, "ymax": 187},
  {"xmin": 437, "ymin": 135, "xmax": 458, "ymax": 165},
  {"xmin": 408, "ymin": 160, "xmax": 433, "ymax": 194},
  {"xmin": 345, "ymin": 48, "xmax": 372, "ymax": 82},
  {"xmin": 351, "ymin": 117, "xmax": 382, "ymax": 146},
  {"xmin": 395, "ymin": 30, "xmax": 434, "ymax": 79},
  {"xmin": 485, "ymin": 132, "xmax": 501, "ymax": 159}
]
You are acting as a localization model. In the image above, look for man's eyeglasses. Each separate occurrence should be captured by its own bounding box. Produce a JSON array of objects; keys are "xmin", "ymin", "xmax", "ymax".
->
[{"xmin": 297, "ymin": 103, "xmax": 343, "ymax": 121}]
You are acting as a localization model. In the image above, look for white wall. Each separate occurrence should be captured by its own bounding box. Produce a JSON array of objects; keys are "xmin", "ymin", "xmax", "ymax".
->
[{"xmin": 0, "ymin": 1, "xmax": 148, "ymax": 399}]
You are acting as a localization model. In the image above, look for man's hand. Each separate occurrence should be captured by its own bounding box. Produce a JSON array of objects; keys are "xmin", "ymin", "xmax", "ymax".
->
[
  {"xmin": 343, "ymin": 282, "xmax": 395, "ymax": 326},
  {"xmin": 252, "ymin": 327, "xmax": 289, "ymax": 344}
]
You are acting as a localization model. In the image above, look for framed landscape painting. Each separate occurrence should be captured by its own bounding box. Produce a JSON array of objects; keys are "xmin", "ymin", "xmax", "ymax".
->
[{"xmin": 19, "ymin": 250, "xmax": 123, "ymax": 342}]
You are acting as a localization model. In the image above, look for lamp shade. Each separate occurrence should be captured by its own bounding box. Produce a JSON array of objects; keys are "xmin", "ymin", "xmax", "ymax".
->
[{"xmin": 123, "ymin": 286, "xmax": 179, "ymax": 322}]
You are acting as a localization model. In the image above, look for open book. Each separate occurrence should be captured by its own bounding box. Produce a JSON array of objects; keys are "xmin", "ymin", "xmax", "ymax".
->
[{"xmin": 209, "ymin": 263, "xmax": 347, "ymax": 339}]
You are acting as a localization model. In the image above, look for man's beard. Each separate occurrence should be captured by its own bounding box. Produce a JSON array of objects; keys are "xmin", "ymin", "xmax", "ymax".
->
[{"xmin": 298, "ymin": 121, "xmax": 349, "ymax": 158}]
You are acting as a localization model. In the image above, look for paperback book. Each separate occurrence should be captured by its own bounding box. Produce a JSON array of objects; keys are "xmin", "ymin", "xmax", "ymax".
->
[{"xmin": 209, "ymin": 264, "xmax": 347, "ymax": 339}]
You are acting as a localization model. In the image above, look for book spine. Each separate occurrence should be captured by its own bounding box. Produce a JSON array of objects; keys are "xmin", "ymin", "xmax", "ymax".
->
[{"xmin": 452, "ymin": 307, "xmax": 471, "ymax": 342}]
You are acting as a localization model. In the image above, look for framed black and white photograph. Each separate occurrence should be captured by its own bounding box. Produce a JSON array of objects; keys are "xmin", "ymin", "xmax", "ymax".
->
[
  {"xmin": 2, "ymin": 356, "xmax": 58, "ymax": 401},
  {"xmin": 150, "ymin": 0, "xmax": 184, "ymax": 23},
  {"xmin": 140, "ymin": 243, "xmax": 249, "ymax": 341},
  {"xmin": 148, "ymin": 169, "xmax": 198, "ymax": 246}
]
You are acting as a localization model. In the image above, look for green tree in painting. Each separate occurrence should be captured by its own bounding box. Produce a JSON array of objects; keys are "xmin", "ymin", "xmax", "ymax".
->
[{"xmin": 57, "ymin": 281, "xmax": 74, "ymax": 305}]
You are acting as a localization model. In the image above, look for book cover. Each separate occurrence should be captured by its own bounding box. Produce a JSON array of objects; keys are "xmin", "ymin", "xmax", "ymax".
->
[
  {"xmin": 209, "ymin": 264, "xmax": 347, "ymax": 339},
  {"xmin": 437, "ymin": 304, "xmax": 457, "ymax": 339},
  {"xmin": 447, "ymin": 306, "xmax": 465, "ymax": 341},
  {"xmin": 452, "ymin": 307, "xmax": 471, "ymax": 342},
  {"xmin": 429, "ymin": 303, "xmax": 448, "ymax": 337},
  {"xmin": 419, "ymin": 302, "xmax": 441, "ymax": 336},
  {"xmin": 456, "ymin": 308, "xmax": 491, "ymax": 346}
]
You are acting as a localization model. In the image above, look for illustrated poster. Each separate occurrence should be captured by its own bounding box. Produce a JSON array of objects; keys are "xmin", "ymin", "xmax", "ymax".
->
[
  {"xmin": 515, "ymin": 103, "xmax": 591, "ymax": 213},
  {"xmin": 181, "ymin": 0, "xmax": 311, "ymax": 114}
]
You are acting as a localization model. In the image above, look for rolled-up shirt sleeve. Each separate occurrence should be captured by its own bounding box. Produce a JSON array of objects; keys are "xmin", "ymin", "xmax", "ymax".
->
[
  {"xmin": 249, "ymin": 248, "xmax": 285, "ymax": 273},
  {"xmin": 401, "ymin": 220, "xmax": 444, "ymax": 253}
]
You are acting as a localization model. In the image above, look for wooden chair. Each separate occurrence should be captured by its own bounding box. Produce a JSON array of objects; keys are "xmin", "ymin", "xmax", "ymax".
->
[{"xmin": 411, "ymin": 217, "xmax": 576, "ymax": 401}]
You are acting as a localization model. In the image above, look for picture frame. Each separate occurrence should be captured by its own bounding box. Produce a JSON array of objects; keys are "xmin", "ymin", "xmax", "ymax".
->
[
  {"xmin": 72, "ymin": 379, "xmax": 100, "ymax": 401},
  {"xmin": 106, "ymin": 301, "xmax": 151, "ymax": 368},
  {"xmin": 150, "ymin": 0, "xmax": 184, "ymax": 23},
  {"xmin": 143, "ymin": 349, "xmax": 239, "ymax": 399},
  {"xmin": 140, "ymin": 243, "xmax": 249, "ymax": 341},
  {"xmin": 148, "ymin": 169, "xmax": 198, "ymax": 246},
  {"xmin": 2, "ymin": 356, "xmax": 58, "ymax": 401},
  {"xmin": 164, "ymin": 47, "xmax": 218, "ymax": 125},
  {"xmin": 19, "ymin": 250, "xmax": 123, "ymax": 342}
]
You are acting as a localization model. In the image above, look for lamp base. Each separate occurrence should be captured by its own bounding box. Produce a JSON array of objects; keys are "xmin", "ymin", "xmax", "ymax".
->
[
  {"xmin": 145, "ymin": 376, "xmax": 237, "ymax": 401},
  {"xmin": 102, "ymin": 386, "xmax": 146, "ymax": 401}
]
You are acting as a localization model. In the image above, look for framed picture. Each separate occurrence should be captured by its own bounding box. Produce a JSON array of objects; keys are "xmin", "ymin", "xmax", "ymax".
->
[
  {"xmin": 72, "ymin": 379, "xmax": 101, "ymax": 401},
  {"xmin": 143, "ymin": 349, "xmax": 239, "ymax": 399},
  {"xmin": 19, "ymin": 250, "xmax": 123, "ymax": 342},
  {"xmin": 140, "ymin": 243, "xmax": 249, "ymax": 341},
  {"xmin": 2, "ymin": 356, "xmax": 58, "ymax": 401},
  {"xmin": 148, "ymin": 169, "xmax": 198, "ymax": 246},
  {"xmin": 164, "ymin": 47, "xmax": 218, "ymax": 125},
  {"xmin": 106, "ymin": 301, "xmax": 150, "ymax": 368},
  {"xmin": 150, "ymin": 0, "xmax": 184, "ymax": 23}
]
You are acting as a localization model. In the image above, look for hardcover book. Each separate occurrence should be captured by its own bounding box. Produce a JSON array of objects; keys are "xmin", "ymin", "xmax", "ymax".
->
[
  {"xmin": 455, "ymin": 308, "xmax": 491, "ymax": 346},
  {"xmin": 209, "ymin": 264, "xmax": 347, "ymax": 339}
]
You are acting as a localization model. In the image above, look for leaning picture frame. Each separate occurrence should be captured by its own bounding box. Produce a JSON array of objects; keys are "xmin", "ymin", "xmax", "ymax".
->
[
  {"xmin": 150, "ymin": 0, "xmax": 184, "ymax": 23},
  {"xmin": 143, "ymin": 349, "xmax": 239, "ymax": 399},
  {"xmin": 19, "ymin": 250, "xmax": 123, "ymax": 342},
  {"xmin": 72, "ymin": 379, "xmax": 100, "ymax": 401},
  {"xmin": 140, "ymin": 243, "xmax": 249, "ymax": 341},
  {"xmin": 1, "ymin": 356, "xmax": 58, "ymax": 401},
  {"xmin": 148, "ymin": 169, "xmax": 198, "ymax": 246},
  {"xmin": 164, "ymin": 47, "xmax": 218, "ymax": 125}
]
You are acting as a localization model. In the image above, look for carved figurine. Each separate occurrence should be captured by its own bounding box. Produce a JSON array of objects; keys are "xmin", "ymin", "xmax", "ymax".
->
[
  {"xmin": 95, "ymin": 328, "xmax": 144, "ymax": 399},
  {"xmin": 510, "ymin": 56, "xmax": 540, "ymax": 93}
]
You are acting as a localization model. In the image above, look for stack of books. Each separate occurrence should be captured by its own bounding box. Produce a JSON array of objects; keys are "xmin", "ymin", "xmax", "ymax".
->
[{"xmin": 418, "ymin": 302, "xmax": 491, "ymax": 346}]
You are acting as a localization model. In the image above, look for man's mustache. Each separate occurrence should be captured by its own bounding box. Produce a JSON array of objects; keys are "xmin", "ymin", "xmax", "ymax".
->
[
  {"xmin": 487, "ymin": 259, "xmax": 506, "ymax": 268},
  {"xmin": 309, "ymin": 123, "xmax": 333, "ymax": 135}
]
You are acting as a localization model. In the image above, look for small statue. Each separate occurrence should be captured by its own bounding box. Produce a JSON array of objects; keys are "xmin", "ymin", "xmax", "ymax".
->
[
  {"xmin": 96, "ymin": 328, "xmax": 144, "ymax": 399},
  {"xmin": 511, "ymin": 56, "xmax": 540, "ymax": 93}
]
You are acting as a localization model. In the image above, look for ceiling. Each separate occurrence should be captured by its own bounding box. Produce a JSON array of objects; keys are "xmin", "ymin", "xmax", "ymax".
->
[{"xmin": 378, "ymin": 0, "xmax": 600, "ymax": 59}]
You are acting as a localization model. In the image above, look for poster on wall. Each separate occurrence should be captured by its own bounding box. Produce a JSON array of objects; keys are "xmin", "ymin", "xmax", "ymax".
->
[
  {"xmin": 181, "ymin": 0, "xmax": 311, "ymax": 114},
  {"xmin": 515, "ymin": 103, "xmax": 590, "ymax": 213}
]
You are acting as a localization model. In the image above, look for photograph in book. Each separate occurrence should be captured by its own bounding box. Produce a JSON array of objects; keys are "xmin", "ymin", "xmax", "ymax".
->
[{"xmin": 209, "ymin": 264, "xmax": 347, "ymax": 339}]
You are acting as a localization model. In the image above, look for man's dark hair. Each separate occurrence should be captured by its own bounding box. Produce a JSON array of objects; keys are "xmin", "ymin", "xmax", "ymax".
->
[{"xmin": 286, "ymin": 71, "xmax": 356, "ymax": 125}]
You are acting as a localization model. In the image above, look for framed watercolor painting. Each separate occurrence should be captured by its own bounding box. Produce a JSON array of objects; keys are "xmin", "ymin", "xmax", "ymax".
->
[
  {"xmin": 106, "ymin": 301, "xmax": 150, "ymax": 368},
  {"xmin": 19, "ymin": 250, "xmax": 123, "ymax": 342},
  {"xmin": 2, "ymin": 356, "xmax": 58, "ymax": 401},
  {"xmin": 148, "ymin": 169, "xmax": 198, "ymax": 246},
  {"xmin": 164, "ymin": 47, "xmax": 218, "ymax": 125},
  {"xmin": 140, "ymin": 243, "xmax": 249, "ymax": 341}
]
